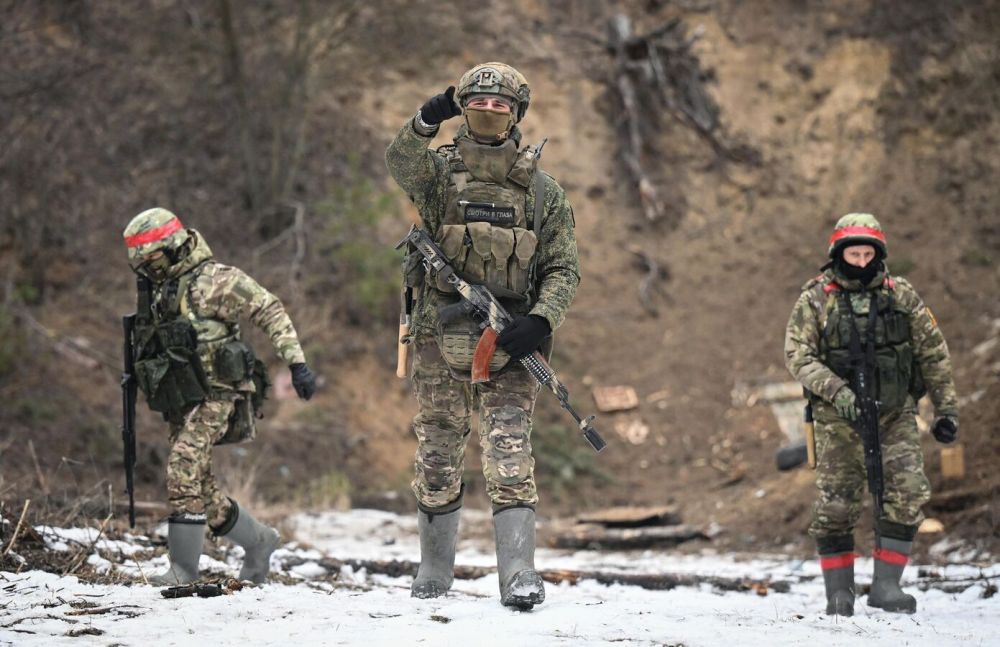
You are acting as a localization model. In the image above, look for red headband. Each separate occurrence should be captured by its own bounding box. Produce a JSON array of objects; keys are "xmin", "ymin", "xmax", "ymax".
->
[
  {"xmin": 125, "ymin": 217, "xmax": 183, "ymax": 248},
  {"xmin": 829, "ymin": 225, "xmax": 886, "ymax": 247}
]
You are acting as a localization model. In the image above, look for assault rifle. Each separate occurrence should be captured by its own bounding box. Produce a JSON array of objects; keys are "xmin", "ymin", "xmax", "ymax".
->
[
  {"xmin": 396, "ymin": 226, "xmax": 607, "ymax": 453},
  {"xmin": 121, "ymin": 313, "xmax": 138, "ymax": 529},
  {"xmin": 843, "ymin": 292, "xmax": 884, "ymax": 545}
]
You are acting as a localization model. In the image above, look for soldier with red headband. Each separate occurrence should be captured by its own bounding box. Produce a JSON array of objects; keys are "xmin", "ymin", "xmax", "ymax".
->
[
  {"xmin": 123, "ymin": 207, "xmax": 317, "ymax": 586},
  {"xmin": 785, "ymin": 213, "xmax": 959, "ymax": 616}
]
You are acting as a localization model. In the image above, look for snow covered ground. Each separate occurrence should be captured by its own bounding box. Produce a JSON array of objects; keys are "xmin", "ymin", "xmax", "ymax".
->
[{"xmin": 2, "ymin": 509, "xmax": 997, "ymax": 646}]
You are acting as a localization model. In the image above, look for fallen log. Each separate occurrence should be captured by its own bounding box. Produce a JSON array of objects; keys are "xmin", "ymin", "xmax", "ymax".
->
[
  {"xmin": 552, "ymin": 523, "xmax": 706, "ymax": 550},
  {"xmin": 277, "ymin": 555, "xmax": 787, "ymax": 594}
]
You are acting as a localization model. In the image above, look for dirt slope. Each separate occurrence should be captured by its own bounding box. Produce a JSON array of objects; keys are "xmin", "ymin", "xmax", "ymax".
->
[{"xmin": 1, "ymin": 0, "xmax": 997, "ymax": 555}]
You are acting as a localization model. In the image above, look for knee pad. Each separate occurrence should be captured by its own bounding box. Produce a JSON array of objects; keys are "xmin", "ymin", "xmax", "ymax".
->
[{"xmin": 485, "ymin": 406, "xmax": 533, "ymax": 486}]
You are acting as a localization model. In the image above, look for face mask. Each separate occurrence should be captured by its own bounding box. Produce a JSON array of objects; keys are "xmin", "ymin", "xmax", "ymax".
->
[
  {"xmin": 835, "ymin": 256, "xmax": 881, "ymax": 286},
  {"xmin": 465, "ymin": 108, "xmax": 513, "ymax": 143},
  {"xmin": 140, "ymin": 253, "xmax": 172, "ymax": 281}
]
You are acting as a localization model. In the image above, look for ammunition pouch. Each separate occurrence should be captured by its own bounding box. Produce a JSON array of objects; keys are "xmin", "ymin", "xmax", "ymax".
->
[
  {"xmin": 214, "ymin": 340, "xmax": 254, "ymax": 383},
  {"xmin": 433, "ymin": 223, "xmax": 536, "ymax": 299},
  {"xmin": 134, "ymin": 319, "xmax": 209, "ymax": 420},
  {"xmin": 823, "ymin": 290, "xmax": 914, "ymax": 413},
  {"xmin": 215, "ymin": 357, "xmax": 270, "ymax": 446}
]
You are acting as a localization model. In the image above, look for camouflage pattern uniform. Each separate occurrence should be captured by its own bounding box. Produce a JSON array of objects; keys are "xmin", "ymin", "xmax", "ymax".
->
[
  {"xmin": 386, "ymin": 120, "xmax": 579, "ymax": 512},
  {"xmin": 785, "ymin": 254, "xmax": 958, "ymax": 540},
  {"xmin": 127, "ymin": 214, "xmax": 305, "ymax": 531}
]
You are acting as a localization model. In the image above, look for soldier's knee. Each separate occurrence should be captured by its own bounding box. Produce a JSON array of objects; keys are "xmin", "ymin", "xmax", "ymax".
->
[{"xmin": 484, "ymin": 406, "xmax": 533, "ymax": 486}]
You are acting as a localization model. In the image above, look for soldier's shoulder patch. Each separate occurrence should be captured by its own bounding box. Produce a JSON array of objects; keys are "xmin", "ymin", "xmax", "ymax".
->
[{"xmin": 801, "ymin": 274, "xmax": 826, "ymax": 292}]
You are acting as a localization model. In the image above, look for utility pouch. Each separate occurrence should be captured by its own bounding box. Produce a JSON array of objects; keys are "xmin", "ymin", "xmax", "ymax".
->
[
  {"xmin": 215, "ymin": 358, "xmax": 269, "ymax": 445},
  {"xmin": 216, "ymin": 396, "xmax": 257, "ymax": 445},
  {"xmin": 436, "ymin": 315, "xmax": 510, "ymax": 378},
  {"xmin": 214, "ymin": 341, "xmax": 254, "ymax": 383}
]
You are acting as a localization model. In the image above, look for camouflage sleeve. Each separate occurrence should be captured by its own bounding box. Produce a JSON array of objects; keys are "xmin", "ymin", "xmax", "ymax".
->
[
  {"xmin": 199, "ymin": 265, "xmax": 306, "ymax": 366},
  {"xmin": 528, "ymin": 174, "xmax": 580, "ymax": 331},
  {"xmin": 385, "ymin": 118, "xmax": 447, "ymax": 231},
  {"xmin": 784, "ymin": 289, "xmax": 847, "ymax": 402},
  {"xmin": 896, "ymin": 279, "xmax": 959, "ymax": 419}
]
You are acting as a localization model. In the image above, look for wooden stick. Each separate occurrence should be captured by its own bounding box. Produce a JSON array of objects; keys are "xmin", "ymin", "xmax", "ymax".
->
[
  {"xmin": 27, "ymin": 440, "xmax": 49, "ymax": 497},
  {"xmin": 2, "ymin": 499, "xmax": 30, "ymax": 557},
  {"xmin": 65, "ymin": 513, "xmax": 113, "ymax": 575}
]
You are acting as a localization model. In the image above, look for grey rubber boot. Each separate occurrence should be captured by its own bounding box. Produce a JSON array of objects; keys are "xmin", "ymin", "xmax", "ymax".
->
[
  {"xmin": 868, "ymin": 536, "xmax": 917, "ymax": 613},
  {"xmin": 148, "ymin": 520, "xmax": 205, "ymax": 586},
  {"xmin": 411, "ymin": 503, "xmax": 461, "ymax": 599},
  {"xmin": 221, "ymin": 503, "xmax": 280, "ymax": 584},
  {"xmin": 820, "ymin": 558, "xmax": 855, "ymax": 616},
  {"xmin": 494, "ymin": 507, "xmax": 545, "ymax": 610}
]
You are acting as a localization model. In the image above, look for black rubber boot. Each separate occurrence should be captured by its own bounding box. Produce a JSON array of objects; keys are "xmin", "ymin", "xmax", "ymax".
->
[
  {"xmin": 220, "ymin": 502, "xmax": 281, "ymax": 584},
  {"xmin": 148, "ymin": 519, "xmax": 205, "ymax": 586},
  {"xmin": 818, "ymin": 535, "xmax": 855, "ymax": 616},
  {"xmin": 868, "ymin": 528, "xmax": 917, "ymax": 613},
  {"xmin": 494, "ymin": 506, "xmax": 545, "ymax": 610},
  {"xmin": 411, "ymin": 501, "xmax": 461, "ymax": 599}
]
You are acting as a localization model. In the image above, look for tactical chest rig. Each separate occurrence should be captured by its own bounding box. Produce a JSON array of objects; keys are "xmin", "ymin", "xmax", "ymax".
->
[
  {"xmin": 431, "ymin": 136, "xmax": 546, "ymax": 377},
  {"xmin": 132, "ymin": 267, "xmax": 267, "ymax": 443},
  {"xmin": 818, "ymin": 276, "xmax": 924, "ymax": 413}
]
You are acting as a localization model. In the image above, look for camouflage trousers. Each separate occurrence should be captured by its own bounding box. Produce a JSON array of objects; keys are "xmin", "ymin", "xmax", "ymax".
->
[
  {"xmin": 809, "ymin": 397, "xmax": 930, "ymax": 539},
  {"xmin": 166, "ymin": 395, "xmax": 236, "ymax": 529},
  {"xmin": 409, "ymin": 335, "xmax": 539, "ymax": 511}
]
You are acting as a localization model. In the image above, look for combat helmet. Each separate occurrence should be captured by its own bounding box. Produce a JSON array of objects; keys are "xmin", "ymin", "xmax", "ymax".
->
[
  {"xmin": 123, "ymin": 207, "xmax": 189, "ymax": 265},
  {"xmin": 456, "ymin": 62, "xmax": 530, "ymax": 123},
  {"xmin": 828, "ymin": 213, "xmax": 888, "ymax": 258}
]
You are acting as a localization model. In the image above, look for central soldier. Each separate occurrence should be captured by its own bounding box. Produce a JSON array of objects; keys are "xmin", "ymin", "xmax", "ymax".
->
[{"xmin": 385, "ymin": 62, "xmax": 580, "ymax": 609}]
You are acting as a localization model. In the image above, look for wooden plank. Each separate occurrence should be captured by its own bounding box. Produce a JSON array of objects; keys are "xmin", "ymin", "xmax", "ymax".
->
[{"xmin": 576, "ymin": 505, "xmax": 681, "ymax": 528}]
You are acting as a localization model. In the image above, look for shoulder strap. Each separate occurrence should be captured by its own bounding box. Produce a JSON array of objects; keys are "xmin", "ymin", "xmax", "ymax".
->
[{"xmin": 533, "ymin": 168, "xmax": 545, "ymax": 237}]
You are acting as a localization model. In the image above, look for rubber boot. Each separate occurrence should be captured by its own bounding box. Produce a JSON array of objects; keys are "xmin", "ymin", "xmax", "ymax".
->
[
  {"xmin": 817, "ymin": 535, "xmax": 855, "ymax": 616},
  {"xmin": 868, "ymin": 529, "xmax": 917, "ymax": 613},
  {"xmin": 220, "ymin": 502, "xmax": 281, "ymax": 584},
  {"xmin": 494, "ymin": 506, "xmax": 545, "ymax": 610},
  {"xmin": 411, "ymin": 500, "xmax": 461, "ymax": 599},
  {"xmin": 148, "ymin": 519, "xmax": 205, "ymax": 586}
]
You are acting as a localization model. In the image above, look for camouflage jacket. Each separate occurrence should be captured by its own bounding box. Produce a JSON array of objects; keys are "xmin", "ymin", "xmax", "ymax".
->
[
  {"xmin": 784, "ymin": 266, "xmax": 958, "ymax": 418},
  {"xmin": 385, "ymin": 118, "xmax": 580, "ymax": 335},
  {"xmin": 156, "ymin": 229, "xmax": 306, "ymax": 375}
]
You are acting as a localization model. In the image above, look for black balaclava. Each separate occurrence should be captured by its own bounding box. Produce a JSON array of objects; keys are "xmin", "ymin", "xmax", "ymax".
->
[{"xmin": 833, "ymin": 247, "xmax": 883, "ymax": 286}]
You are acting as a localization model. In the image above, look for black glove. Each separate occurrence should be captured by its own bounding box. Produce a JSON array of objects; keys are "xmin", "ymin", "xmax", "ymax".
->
[
  {"xmin": 289, "ymin": 363, "xmax": 317, "ymax": 401},
  {"xmin": 496, "ymin": 315, "xmax": 551, "ymax": 360},
  {"xmin": 931, "ymin": 416, "xmax": 958, "ymax": 444},
  {"xmin": 418, "ymin": 86, "xmax": 462, "ymax": 126}
]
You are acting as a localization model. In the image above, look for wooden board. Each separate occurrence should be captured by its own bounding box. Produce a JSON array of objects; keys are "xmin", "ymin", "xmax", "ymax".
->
[
  {"xmin": 576, "ymin": 505, "xmax": 681, "ymax": 528},
  {"xmin": 592, "ymin": 385, "xmax": 640, "ymax": 412}
]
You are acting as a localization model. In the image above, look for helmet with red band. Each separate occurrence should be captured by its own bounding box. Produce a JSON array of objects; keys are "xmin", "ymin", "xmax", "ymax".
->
[
  {"xmin": 123, "ymin": 208, "xmax": 189, "ymax": 264},
  {"xmin": 828, "ymin": 213, "xmax": 887, "ymax": 258}
]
